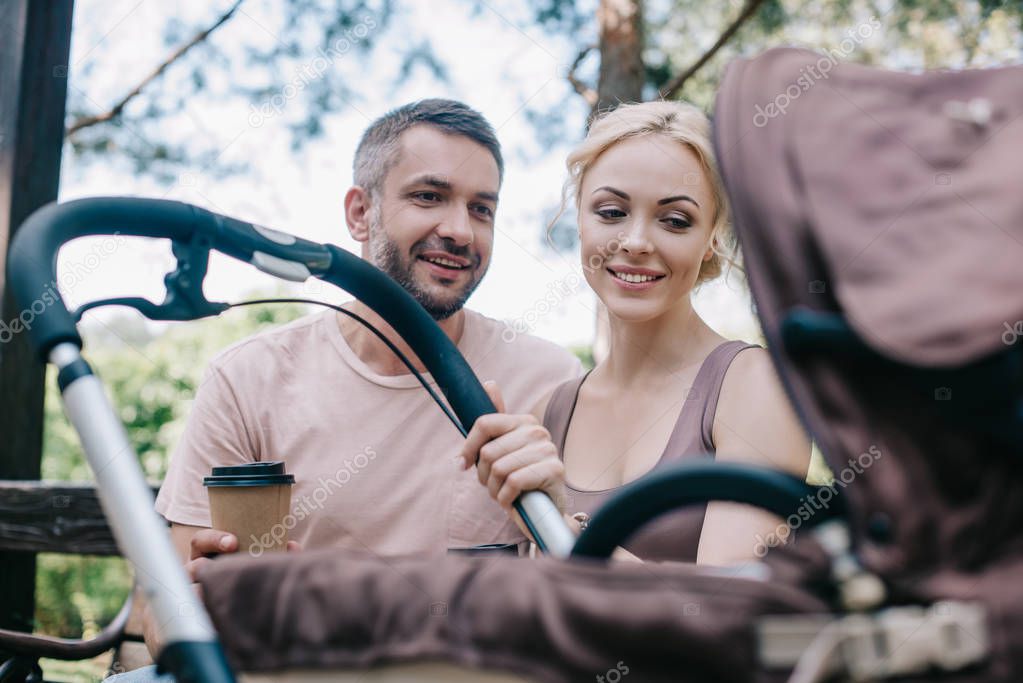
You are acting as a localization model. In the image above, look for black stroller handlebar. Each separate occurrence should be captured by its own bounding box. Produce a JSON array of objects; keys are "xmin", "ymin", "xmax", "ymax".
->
[
  {"xmin": 7, "ymin": 196, "xmax": 505, "ymax": 431},
  {"xmin": 571, "ymin": 459, "xmax": 844, "ymax": 558},
  {"xmin": 8, "ymin": 197, "xmax": 331, "ymax": 359},
  {"xmin": 9, "ymin": 198, "xmax": 574, "ymax": 548}
]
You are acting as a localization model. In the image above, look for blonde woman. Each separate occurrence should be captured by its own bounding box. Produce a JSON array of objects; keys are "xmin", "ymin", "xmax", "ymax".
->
[{"xmin": 459, "ymin": 101, "xmax": 810, "ymax": 564}]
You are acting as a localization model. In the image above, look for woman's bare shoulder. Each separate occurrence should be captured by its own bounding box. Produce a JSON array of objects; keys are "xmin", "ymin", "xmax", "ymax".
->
[{"xmin": 714, "ymin": 345, "xmax": 810, "ymax": 476}]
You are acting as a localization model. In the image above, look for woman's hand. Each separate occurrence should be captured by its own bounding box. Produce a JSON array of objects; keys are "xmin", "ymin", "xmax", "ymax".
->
[{"xmin": 459, "ymin": 381, "xmax": 568, "ymax": 514}]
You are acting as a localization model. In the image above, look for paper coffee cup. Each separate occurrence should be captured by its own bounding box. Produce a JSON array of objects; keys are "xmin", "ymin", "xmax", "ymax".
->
[{"xmin": 203, "ymin": 461, "xmax": 295, "ymax": 556}]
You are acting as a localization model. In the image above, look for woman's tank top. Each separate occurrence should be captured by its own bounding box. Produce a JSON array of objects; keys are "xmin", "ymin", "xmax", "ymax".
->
[{"xmin": 542, "ymin": 340, "xmax": 758, "ymax": 562}]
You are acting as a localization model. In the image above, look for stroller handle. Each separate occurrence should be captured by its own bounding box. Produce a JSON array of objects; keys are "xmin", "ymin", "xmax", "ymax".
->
[
  {"xmin": 6, "ymin": 198, "xmax": 575, "ymax": 682},
  {"xmin": 8, "ymin": 197, "xmax": 573, "ymax": 554},
  {"xmin": 7, "ymin": 197, "xmax": 332, "ymax": 360}
]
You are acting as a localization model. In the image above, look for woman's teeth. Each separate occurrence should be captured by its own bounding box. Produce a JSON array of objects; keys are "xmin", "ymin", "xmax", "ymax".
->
[{"xmin": 611, "ymin": 270, "xmax": 661, "ymax": 283}]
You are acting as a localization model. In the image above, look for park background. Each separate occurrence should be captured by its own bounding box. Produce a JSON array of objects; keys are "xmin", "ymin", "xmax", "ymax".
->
[{"xmin": 28, "ymin": 0, "xmax": 1023, "ymax": 679}]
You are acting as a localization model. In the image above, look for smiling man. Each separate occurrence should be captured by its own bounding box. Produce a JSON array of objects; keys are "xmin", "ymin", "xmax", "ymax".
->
[{"xmin": 152, "ymin": 99, "xmax": 582, "ymax": 580}]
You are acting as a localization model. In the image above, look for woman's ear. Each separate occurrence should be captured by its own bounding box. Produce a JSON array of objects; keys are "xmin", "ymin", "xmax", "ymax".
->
[
  {"xmin": 344, "ymin": 186, "xmax": 372, "ymax": 243},
  {"xmin": 703, "ymin": 237, "xmax": 716, "ymax": 262}
]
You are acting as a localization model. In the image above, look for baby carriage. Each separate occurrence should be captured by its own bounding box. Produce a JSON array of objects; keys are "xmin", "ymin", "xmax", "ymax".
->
[{"xmin": 4, "ymin": 47, "xmax": 1023, "ymax": 682}]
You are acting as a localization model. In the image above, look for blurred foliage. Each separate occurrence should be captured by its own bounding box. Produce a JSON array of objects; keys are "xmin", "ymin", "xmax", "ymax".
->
[
  {"xmin": 529, "ymin": 0, "xmax": 1023, "ymax": 113},
  {"xmin": 67, "ymin": 0, "xmax": 406, "ymax": 182},
  {"xmin": 36, "ymin": 293, "xmax": 310, "ymax": 640},
  {"xmin": 66, "ymin": 0, "xmax": 1023, "ymax": 200},
  {"xmin": 569, "ymin": 343, "xmax": 595, "ymax": 370}
]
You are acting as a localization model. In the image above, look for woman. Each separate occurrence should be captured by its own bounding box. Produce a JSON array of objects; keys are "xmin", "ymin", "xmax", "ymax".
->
[{"xmin": 460, "ymin": 101, "xmax": 809, "ymax": 564}]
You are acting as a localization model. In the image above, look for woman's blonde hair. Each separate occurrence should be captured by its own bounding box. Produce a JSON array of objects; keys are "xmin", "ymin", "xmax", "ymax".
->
[{"xmin": 552, "ymin": 100, "xmax": 739, "ymax": 283}]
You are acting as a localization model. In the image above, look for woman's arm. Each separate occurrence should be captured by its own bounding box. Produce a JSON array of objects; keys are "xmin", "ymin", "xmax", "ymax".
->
[{"xmin": 696, "ymin": 347, "xmax": 811, "ymax": 566}]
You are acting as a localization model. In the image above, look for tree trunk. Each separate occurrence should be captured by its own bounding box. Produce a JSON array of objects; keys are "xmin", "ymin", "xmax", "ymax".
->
[
  {"xmin": 595, "ymin": 0, "xmax": 645, "ymax": 113},
  {"xmin": 592, "ymin": 0, "xmax": 645, "ymax": 362}
]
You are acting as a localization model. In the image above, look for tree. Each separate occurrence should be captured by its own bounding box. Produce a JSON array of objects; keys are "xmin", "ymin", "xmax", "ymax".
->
[{"xmin": 64, "ymin": 0, "xmax": 425, "ymax": 182}]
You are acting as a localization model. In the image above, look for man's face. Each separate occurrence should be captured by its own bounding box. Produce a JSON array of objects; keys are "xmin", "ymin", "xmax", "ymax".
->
[{"xmin": 366, "ymin": 125, "xmax": 500, "ymax": 320}]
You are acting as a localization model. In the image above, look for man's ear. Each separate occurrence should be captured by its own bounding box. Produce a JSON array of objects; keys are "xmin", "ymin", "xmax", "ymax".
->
[{"xmin": 344, "ymin": 186, "xmax": 373, "ymax": 243}]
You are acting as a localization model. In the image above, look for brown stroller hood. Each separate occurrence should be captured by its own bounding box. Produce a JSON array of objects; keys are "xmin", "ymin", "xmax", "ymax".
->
[
  {"xmin": 196, "ymin": 50, "xmax": 1023, "ymax": 682},
  {"xmin": 714, "ymin": 46, "xmax": 1023, "ymax": 580}
]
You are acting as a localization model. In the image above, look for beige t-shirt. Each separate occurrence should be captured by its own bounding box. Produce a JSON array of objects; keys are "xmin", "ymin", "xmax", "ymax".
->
[{"xmin": 154, "ymin": 308, "xmax": 581, "ymax": 556}]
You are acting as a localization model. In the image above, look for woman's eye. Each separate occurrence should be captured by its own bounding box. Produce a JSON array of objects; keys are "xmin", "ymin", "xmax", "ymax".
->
[
  {"xmin": 596, "ymin": 208, "xmax": 626, "ymax": 220},
  {"xmin": 664, "ymin": 215, "xmax": 692, "ymax": 230}
]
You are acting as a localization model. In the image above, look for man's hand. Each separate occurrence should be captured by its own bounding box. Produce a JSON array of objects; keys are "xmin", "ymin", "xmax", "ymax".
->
[
  {"xmin": 185, "ymin": 528, "xmax": 236, "ymax": 577},
  {"xmin": 186, "ymin": 529, "xmax": 301, "ymax": 579},
  {"xmin": 458, "ymin": 381, "xmax": 567, "ymax": 514},
  {"xmin": 142, "ymin": 526, "xmax": 301, "ymax": 658}
]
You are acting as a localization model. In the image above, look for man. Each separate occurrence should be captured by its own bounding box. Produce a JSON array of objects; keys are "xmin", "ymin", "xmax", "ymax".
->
[
  {"xmin": 161, "ymin": 98, "xmax": 576, "ymax": 556},
  {"xmin": 116, "ymin": 100, "xmax": 580, "ymax": 674},
  {"xmin": 154, "ymin": 98, "xmax": 581, "ymax": 569}
]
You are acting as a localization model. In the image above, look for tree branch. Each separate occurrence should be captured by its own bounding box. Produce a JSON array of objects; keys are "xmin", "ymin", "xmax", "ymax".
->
[
  {"xmin": 66, "ymin": 0, "xmax": 245, "ymax": 137},
  {"xmin": 566, "ymin": 44, "xmax": 598, "ymax": 108},
  {"xmin": 659, "ymin": 0, "xmax": 767, "ymax": 100}
]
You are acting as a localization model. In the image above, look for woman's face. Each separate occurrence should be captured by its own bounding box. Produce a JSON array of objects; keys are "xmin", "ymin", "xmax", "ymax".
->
[{"xmin": 578, "ymin": 133, "xmax": 717, "ymax": 323}]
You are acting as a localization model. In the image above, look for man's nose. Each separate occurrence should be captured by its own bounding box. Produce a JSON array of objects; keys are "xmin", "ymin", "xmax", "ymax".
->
[{"xmin": 435, "ymin": 206, "xmax": 474, "ymax": 247}]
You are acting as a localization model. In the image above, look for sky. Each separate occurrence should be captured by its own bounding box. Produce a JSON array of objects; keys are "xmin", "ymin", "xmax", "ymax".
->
[{"xmin": 56, "ymin": 0, "xmax": 762, "ymax": 352}]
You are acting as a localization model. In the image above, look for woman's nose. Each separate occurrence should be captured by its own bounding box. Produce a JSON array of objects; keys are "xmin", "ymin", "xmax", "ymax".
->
[{"xmin": 620, "ymin": 220, "xmax": 653, "ymax": 255}]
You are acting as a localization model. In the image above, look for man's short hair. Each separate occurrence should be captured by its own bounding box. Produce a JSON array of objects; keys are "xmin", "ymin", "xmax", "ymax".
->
[{"xmin": 353, "ymin": 99, "xmax": 504, "ymax": 199}]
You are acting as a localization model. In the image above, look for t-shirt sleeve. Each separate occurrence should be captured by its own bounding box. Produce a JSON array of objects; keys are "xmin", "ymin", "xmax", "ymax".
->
[
  {"xmin": 155, "ymin": 360, "xmax": 258, "ymax": 527},
  {"xmin": 519, "ymin": 345, "xmax": 584, "ymax": 413}
]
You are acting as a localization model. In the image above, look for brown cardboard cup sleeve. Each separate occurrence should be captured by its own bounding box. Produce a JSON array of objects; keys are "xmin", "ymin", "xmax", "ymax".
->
[{"xmin": 204, "ymin": 461, "xmax": 295, "ymax": 556}]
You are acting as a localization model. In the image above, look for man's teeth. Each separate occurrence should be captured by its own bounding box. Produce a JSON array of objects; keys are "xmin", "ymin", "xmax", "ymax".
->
[
  {"xmin": 612, "ymin": 270, "xmax": 660, "ymax": 283},
  {"xmin": 424, "ymin": 256, "xmax": 466, "ymax": 269}
]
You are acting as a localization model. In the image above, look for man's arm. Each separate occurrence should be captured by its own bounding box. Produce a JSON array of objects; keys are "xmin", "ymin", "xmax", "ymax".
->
[{"xmin": 142, "ymin": 524, "xmax": 242, "ymax": 658}]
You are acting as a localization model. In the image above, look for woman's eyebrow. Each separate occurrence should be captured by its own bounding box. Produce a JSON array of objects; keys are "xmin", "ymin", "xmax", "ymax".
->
[
  {"xmin": 658, "ymin": 194, "xmax": 700, "ymax": 208},
  {"xmin": 591, "ymin": 186, "xmax": 630, "ymax": 200}
]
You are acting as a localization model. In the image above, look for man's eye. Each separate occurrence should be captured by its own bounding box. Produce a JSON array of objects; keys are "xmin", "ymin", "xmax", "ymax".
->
[
  {"xmin": 414, "ymin": 191, "xmax": 441, "ymax": 202},
  {"xmin": 596, "ymin": 208, "xmax": 626, "ymax": 220},
  {"xmin": 474, "ymin": 205, "xmax": 494, "ymax": 218}
]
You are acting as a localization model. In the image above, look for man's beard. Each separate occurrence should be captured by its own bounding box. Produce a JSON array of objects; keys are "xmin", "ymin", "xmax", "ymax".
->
[{"xmin": 367, "ymin": 215, "xmax": 485, "ymax": 321}]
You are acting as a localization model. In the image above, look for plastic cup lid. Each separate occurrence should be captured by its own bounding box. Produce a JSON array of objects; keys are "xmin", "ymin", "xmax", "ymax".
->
[{"xmin": 203, "ymin": 460, "xmax": 295, "ymax": 487}]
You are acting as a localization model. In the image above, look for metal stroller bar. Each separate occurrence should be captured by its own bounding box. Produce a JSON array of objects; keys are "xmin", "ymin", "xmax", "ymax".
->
[{"xmin": 0, "ymin": 591, "xmax": 134, "ymax": 661}]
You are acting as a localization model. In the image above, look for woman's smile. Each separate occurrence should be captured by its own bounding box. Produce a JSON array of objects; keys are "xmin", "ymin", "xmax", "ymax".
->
[{"xmin": 606, "ymin": 264, "xmax": 667, "ymax": 291}]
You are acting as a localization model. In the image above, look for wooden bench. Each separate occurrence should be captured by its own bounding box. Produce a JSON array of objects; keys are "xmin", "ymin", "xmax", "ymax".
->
[{"xmin": 0, "ymin": 480, "xmax": 160, "ymax": 678}]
